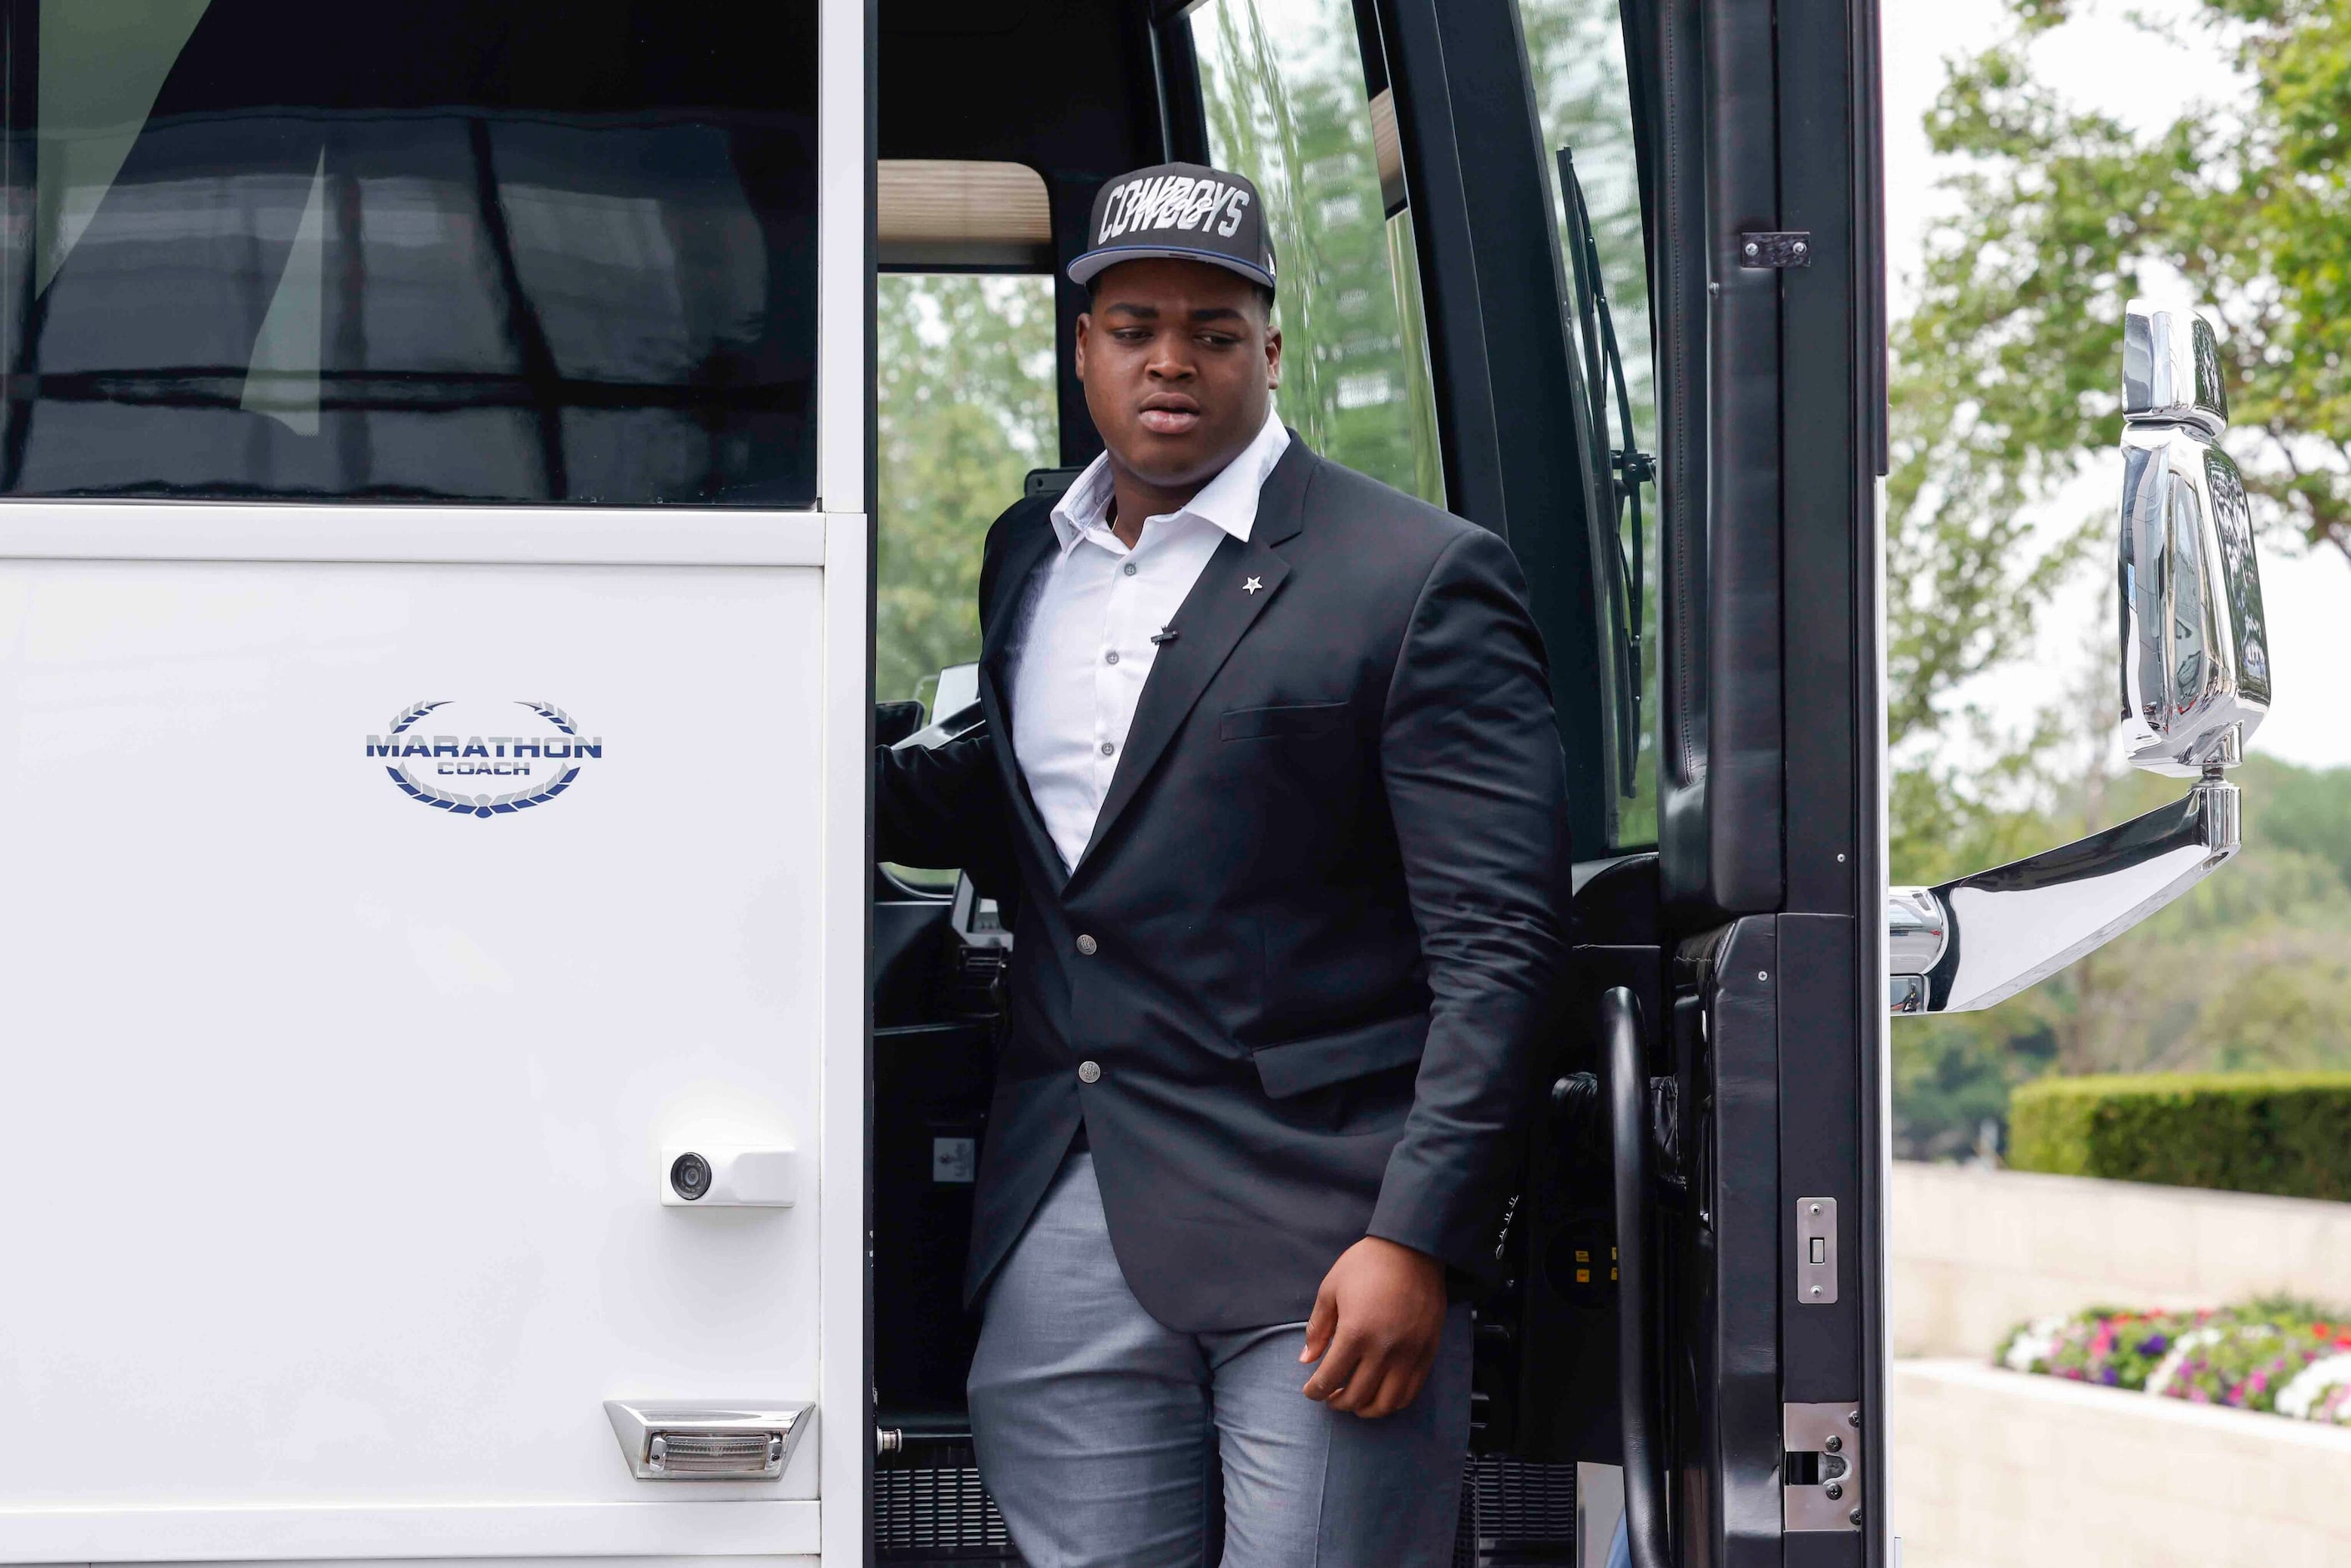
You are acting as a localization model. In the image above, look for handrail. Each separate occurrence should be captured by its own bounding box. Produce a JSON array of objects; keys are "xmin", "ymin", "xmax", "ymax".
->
[{"xmin": 1599, "ymin": 985, "xmax": 1671, "ymax": 1568}]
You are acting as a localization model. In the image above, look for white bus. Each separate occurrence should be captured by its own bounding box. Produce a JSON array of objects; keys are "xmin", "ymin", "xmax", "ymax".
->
[{"xmin": 0, "ymin": 3, "xmax": 2263, "ymax": 1567}]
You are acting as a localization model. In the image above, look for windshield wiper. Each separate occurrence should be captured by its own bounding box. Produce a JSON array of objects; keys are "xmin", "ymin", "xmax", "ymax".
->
[{"xmin": 1557, "ymin": 146, "xmax": 1655, "ymax": 802}]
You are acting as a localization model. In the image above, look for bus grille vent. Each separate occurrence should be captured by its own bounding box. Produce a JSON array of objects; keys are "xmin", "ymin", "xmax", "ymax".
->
[
  {"xmin": 876, "ymin": 1464, "xmax": 1016, "ymax": 1558},
  {"xmin": 1458, "ymin": 1455, "xmax": 1578, "ymax": 1564}
]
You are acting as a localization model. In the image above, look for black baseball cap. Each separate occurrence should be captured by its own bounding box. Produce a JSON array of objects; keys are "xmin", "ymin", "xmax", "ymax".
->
[{"xmin": 1069, "ymin": 162, "xmax": 1277, "ymax": 294}]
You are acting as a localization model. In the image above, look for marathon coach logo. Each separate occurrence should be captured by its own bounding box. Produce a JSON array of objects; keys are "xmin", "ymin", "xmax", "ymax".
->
[
  {"xmin": 366, "ymin": 699, "xmax": 604, "ymax": 818},
  {"xmin": 1097, "ymin": 174, "xmax": 1251, "ymax": 242}
]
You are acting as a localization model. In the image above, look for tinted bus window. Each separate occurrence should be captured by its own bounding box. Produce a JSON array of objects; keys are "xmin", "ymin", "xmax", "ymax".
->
[
  {"xmin": 1191, "ymin": 0, "xmax": 1443, "ymax": 508},
  {"xmin": 0, "ymin": 2, "xmax": 817, "ymax": 506}
]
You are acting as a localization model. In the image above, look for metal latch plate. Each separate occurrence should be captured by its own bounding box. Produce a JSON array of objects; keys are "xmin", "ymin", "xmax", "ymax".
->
[
  {"xmin": 1797, "ymin": 1196, "xmax": 1838, "ymax": 1304},
  {"xmin": 1739, "ymin": 230, "xmax": 1813, "ymax": 268},
  {"xmin": 1784, "ymin": 1401, "xmax": 1862, "ymax": 1531}
]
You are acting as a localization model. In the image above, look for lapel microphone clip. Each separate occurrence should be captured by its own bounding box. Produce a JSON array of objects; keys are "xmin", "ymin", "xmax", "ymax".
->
[{"xmin": 1150, "ymin": 625, "xmax": 1181, "ymax": 645}]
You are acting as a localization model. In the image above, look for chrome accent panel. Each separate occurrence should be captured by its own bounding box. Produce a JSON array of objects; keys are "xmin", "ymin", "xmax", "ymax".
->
[{"xmin": 604, "ymin": 1400, "xmax": 813, "ymax": 1481}]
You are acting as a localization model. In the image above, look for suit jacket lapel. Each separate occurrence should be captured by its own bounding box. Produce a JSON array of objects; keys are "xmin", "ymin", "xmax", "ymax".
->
[
  {"xmin": 976, "ymin": 506, "xmax": 1066, "ymax": 888},
  {"xmin": 1070, "ymin": 442, "xmax": 1316, "ymax": 878},
  {"xmin": 980, "ymin": 505, "xmax": 1059, "ymax": 685}
]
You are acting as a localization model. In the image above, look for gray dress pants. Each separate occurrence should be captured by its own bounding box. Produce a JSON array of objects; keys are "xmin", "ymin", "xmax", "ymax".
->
[{"xmin": 968, "ymin": 1152, "xmax": 1472, "ymax": 1568}]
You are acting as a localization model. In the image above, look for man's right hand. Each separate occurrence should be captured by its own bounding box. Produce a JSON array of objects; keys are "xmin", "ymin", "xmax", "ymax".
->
[{"xmin": 1298, "ymin": 1235, "xmax": 1448, "ymax": 1419}]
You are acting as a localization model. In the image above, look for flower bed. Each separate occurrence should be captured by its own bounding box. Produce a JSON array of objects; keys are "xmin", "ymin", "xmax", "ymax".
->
[{"xmin": 1996, "ymin": 1299, "xmax": 2351, "ymax": 1423}]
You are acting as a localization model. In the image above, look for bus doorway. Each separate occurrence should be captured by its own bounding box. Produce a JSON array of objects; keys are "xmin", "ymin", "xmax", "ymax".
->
[{"xmin": 866, "ymin": 1, "xmax": 1668, "ymax": 1563}]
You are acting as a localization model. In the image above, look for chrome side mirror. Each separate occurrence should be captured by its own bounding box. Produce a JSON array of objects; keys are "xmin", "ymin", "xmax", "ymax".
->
[
  {"xmin": 1888, "ymin": 303, "xmax": 2260, "ymax": 1015},
  {"xmin": 2117, "ymin": 302, "xmax": 2270, "ymax": 774}
]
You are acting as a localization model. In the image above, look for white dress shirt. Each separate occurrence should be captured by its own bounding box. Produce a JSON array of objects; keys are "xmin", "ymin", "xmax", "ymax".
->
[{"xmin": 1007, "ymin": 404, "xmax": 1291, "ymax": 873}]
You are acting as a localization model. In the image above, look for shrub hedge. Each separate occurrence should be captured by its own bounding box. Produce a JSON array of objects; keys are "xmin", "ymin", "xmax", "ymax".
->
[{"xmin": 2008, "ymin": 1072, "xmax": 2351, "ymax": 1201}]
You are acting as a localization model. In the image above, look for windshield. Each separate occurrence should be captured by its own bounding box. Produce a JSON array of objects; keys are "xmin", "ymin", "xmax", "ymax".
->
[{"xmin": 1517, "ymin": 0, "xmax": 1661, "ymax": 847}]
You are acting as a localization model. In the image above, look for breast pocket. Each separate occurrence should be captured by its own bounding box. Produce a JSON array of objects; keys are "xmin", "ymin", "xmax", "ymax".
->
[{"xmin": 1220, "ymin": 701, "xmax": 1350, "ymax": 741}]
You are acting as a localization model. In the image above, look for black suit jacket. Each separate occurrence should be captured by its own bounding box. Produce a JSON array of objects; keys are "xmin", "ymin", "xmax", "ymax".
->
[{"xmin": 877, "ymin": 438, "xmax": 1570, "ymax": 1332}]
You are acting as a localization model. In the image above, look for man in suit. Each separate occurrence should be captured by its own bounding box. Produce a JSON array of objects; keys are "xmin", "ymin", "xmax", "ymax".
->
[{"xmin": 877, "ymin": 162, "xmax": 1569, "ymax": 1567}]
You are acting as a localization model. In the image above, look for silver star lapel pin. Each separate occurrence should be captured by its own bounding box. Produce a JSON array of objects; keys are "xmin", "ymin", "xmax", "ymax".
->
[{"xmin": 1242, "ymin": 575, "xmax": 1262, "ymax": 595}]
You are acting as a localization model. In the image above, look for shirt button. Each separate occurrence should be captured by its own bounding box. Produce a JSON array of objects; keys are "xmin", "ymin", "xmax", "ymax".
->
[
  {"xmin": 1075, "ymin": 934, "xmax": 1098, "ymax": 955},
  {"xmin": 1100, "ymin": 741, "xmax": 1115, "ymax": 756},
  {"xmin": 1123, "ymin": 562, "xmax": 1138, "ymax": 576},
  {"xmin": 1105, "ymin": 650, "xmax": 1119, "ymax": 665},
  {"xmin": 1079, "ymin": 1060, "xmax": 1103, "ymax": 1084}
]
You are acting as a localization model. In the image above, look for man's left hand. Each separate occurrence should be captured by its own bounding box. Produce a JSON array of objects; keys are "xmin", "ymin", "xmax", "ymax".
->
[{"xmin": 1299, "ymin": 1235, "xmax": 1447, "ymax": 1419}]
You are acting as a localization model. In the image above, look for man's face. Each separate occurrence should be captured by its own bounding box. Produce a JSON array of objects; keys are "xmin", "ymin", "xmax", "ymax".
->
[{"xmin": 1074, "ymin": 258, "xmax": 1282, "ymax": 493}]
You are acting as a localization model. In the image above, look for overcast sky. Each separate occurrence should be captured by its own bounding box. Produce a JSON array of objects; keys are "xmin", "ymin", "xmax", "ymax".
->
[{"xmin": 1882, "ymin": 0, "xmax": 2349, "ymax": 771}]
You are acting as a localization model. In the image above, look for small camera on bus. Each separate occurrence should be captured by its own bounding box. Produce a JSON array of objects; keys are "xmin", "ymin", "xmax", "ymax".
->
[{"xmin": 669, "ymin": 1152, "xmax": 713, "ymax": 1202}]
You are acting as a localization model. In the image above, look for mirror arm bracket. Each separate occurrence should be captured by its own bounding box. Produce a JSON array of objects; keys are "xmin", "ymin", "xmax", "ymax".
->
[{"xmin": 1888, "ymin": 771, "xmax": 2240, "ymax": 1016}]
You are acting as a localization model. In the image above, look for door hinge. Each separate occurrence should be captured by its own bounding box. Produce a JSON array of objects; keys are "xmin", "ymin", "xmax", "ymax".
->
[{"xmin": 1738, "ymin": 230, "xmax": 1812, "ymax": 268}]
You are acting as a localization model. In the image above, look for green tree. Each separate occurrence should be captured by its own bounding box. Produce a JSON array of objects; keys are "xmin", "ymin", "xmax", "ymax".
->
[
  {"xmin": 1887, "ymin": 0, "xmax": 2351, "ymax": 881},
  {"xmin": 873, "ymin": 274, "xmax": 1058, "ymax": 706},
  {"xmin": 1884, "ymin": 0, "xmax": 2351, "ymax": 1155},
  {"xmin": 1888, "ymin": 0, "xmax": 2351, "ymax": 791}
]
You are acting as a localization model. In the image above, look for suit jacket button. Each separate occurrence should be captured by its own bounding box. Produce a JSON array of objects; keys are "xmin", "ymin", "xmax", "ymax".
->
[
  {"xmin": 1078, "ymin": 1060, "xmax": 1103, "ymax": 1084},
  {"xmin": 1075, "ymin": 934, "xmax": 1098, "ymax": 955}
]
